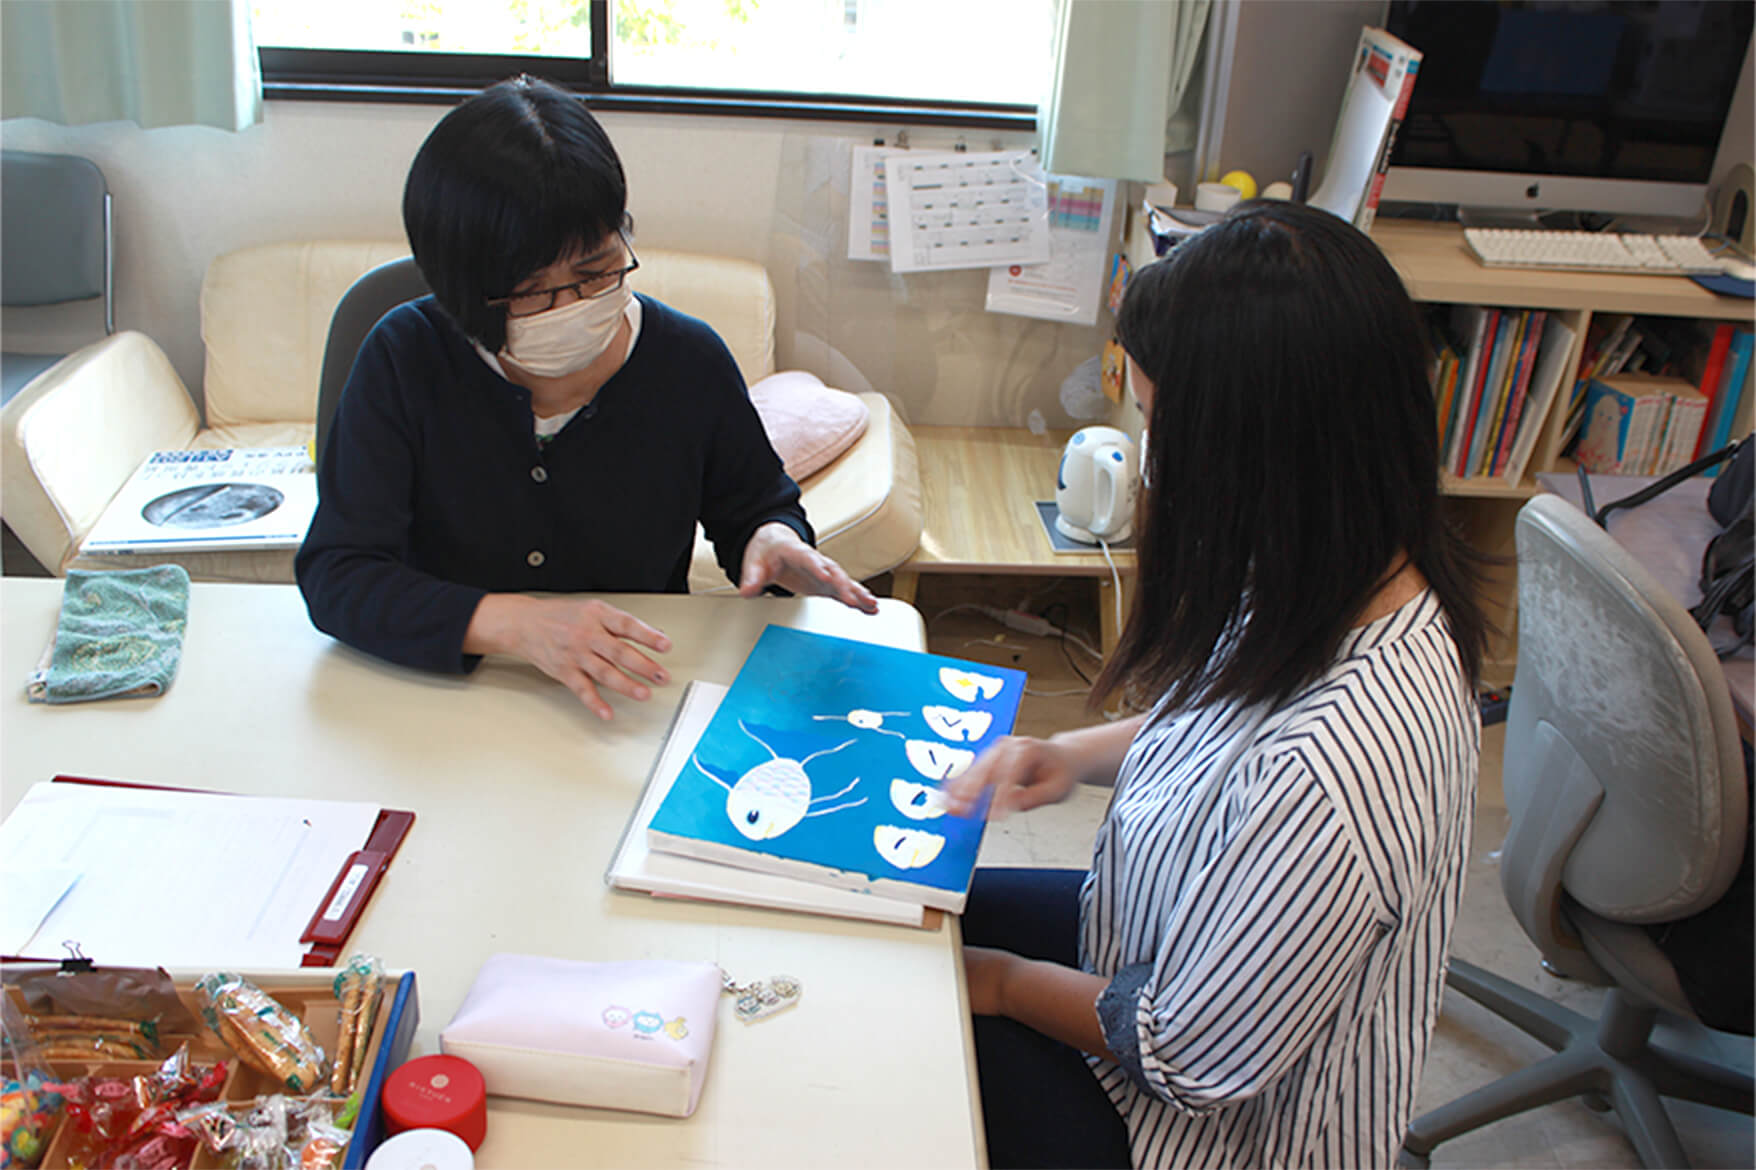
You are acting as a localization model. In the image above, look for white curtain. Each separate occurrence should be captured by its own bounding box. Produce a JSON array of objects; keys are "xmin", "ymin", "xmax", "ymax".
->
[
  {"xmin": 1039, "ymin": 0, "xmax": 1212, "ymax": 182},
  {"xmin": 2, "ymin": 0, "xmax": 262, "ymax": 132}
]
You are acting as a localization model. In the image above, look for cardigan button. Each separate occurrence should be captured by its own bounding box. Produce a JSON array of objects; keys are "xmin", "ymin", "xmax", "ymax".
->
[
  {"xmin": 527, "ymin": 550, "xmax": 546, "ymax": 567},
  {"xmin": 531, "ymin": 466, "xmax": 549, "ymax": 483}
]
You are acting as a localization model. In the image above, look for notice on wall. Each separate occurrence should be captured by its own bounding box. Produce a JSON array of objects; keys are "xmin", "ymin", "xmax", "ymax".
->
[
  {"xmin": 984, "ymin": 175, "xmax": 1118, "ymax": 326},
  {"xmin": 882, "ymin": 150, "xmax": 1051, "ymax": 274}
]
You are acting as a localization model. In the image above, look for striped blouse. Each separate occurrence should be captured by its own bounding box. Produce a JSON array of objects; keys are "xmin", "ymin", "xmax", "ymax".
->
[{"xmin": 1081, "ymin": 589, "xmax": 1478, "ymax": 1169}]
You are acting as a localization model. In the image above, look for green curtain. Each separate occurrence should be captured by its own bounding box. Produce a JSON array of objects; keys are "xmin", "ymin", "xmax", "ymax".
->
[
  {"xmin": 1039, "ymin": 0, "xmax": 1211, "ymax": 182},
  {"xmin": 2, "ymin": 0, "xmax": 262, "ymax": 132}
]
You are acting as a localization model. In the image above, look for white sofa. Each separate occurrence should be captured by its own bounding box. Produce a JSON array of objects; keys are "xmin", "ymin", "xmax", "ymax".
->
[{"xmin": 2, "ymin": 241, "xmax": 921, "ymax": 588}]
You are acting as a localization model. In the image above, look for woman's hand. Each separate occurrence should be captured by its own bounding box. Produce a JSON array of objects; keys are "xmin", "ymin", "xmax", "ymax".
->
[
  {"xmin": 465, "ymin": 595, "xmax": 671, "ymax": 720},
  {"xmin": 739, "ymin": 521, "xmax": 879, "ymax": 614},
  {"xmin": 942, "ymin": 735, "xmax": 1083, "ymax": 819},
  {"xmin": 964, "ymin": 945, "xmax": 1024, "ymax": 1017}
]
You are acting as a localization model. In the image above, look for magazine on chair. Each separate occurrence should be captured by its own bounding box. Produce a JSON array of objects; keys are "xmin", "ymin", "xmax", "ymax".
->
[{"xmin": 79, "ymin": 446, "xmax": 318, "ymax": 555}]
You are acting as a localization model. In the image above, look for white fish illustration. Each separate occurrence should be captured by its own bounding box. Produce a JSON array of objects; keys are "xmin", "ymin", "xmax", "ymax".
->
[
  {"xmin": 922, "ymin": 705, "xmax": 993, "ymax": 742},
  {"xmin": 813, "ymin": 708, "xmax": 906, "ymax": 738},
  {"xmin": 938, "ymin": 667, "xmax": 1004, "ymax": 704},
  {"xmin": 692, "ymin": 721, "xmax": 866, "ymax": 840},
  {"xmin": 905, "ymin": 739, "xmax": 976, "ymax": 781},
  {"xmin": 890, "ymin": 778, "xmax": 948, "ymax": 820},
  {"xmin": 874, "ymin": 825, "xmax": 946, "ymax": 870}
]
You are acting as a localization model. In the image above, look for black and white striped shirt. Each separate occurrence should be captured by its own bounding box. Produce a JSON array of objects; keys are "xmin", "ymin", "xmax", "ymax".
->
[{"xmin": 1081, "ymin": 589, "xmax": 1478, "ymax": 1169}]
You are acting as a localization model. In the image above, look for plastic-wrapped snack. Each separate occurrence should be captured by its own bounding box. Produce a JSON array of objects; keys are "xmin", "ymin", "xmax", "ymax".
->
[
  {"xmin": 55, "ymin": 1045, "xmax": 225, "ymax": 1169},
  {"xmin": 195, "ymin": 974, "xmax": 327, "ymax": 1094},
  {"xmin": 0, "ymin": 998, "xmax": 63, "ymax": 1170},
  {"xmin": 329, "ymin": 955, "xmax": 384, "ymax": 1095},
  {"xmin": 184, "ymin": 1094, "xmax": 352, "ymax": 1170}
]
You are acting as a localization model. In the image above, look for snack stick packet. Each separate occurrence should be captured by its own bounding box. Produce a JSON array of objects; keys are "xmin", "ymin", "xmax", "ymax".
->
[
  {"xmin": 194, "ymin": 974, "xmax": 326, "ymax": 1094},
  {"xmin": 330, "ymin": 955, "xmax": 383, "ymax": 1095}
]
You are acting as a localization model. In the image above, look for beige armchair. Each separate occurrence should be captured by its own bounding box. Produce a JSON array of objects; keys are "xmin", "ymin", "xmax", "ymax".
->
[{"xmin": 2, "ymin": 241, "xmax": 920, "ymax": 587}]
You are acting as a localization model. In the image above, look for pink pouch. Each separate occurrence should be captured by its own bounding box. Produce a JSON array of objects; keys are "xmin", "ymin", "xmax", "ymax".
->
[{"xmin": 439, "ymin": 954, "xmax": 719, "ymax": 1117}]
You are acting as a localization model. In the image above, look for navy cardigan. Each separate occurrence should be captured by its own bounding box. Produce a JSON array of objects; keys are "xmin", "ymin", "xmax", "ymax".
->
[{"xmin": 296, "ymin": 295, "xmax": 810, "ymax": 673}]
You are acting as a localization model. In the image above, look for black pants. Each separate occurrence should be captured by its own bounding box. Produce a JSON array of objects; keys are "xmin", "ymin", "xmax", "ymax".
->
[
  {"xmin": 962, "ymin": 868, "xmax": 1134, "ymax": 1170},
  {"xmin": 1648, "ymin": 740, "xmax": 1755, "ymax": 1036}
]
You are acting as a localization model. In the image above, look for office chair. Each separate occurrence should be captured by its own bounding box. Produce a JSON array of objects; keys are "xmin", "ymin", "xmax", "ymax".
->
[
  {"xmin": 314, "ymin": 257, "xmax": 429, "ymax": 461},
  {"xmin": 1, "ymin": 151, "xmax": 113, "ymax": 406},
  {"xmin": 1404, "ymin": 494, "xmax": 1753, "ymax": 1169}
]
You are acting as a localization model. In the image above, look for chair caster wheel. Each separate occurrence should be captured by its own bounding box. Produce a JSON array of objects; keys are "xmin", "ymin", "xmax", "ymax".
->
[
  {"xmin": 1584, "ymin": 1092, "xmax": 1612, "ymax": 1113},
  {"xmin": 1398, "ymin": 1146, "xmax": 1432, "ymax": 1169}
]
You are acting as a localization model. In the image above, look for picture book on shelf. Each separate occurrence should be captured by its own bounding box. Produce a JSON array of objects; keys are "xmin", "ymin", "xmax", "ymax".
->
[
  {"xmin": 79, "ymin": 446, "xmax": 317, "ymax": 555},
  {"xmin": 644, "ymin": 625, "xmax": 1026, "ymax": 914}
]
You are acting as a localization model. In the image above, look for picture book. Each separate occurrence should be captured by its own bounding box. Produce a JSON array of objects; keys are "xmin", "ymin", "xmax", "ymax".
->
[
  {"xmin": 79, "ymin": 446, "xmax": 317, "ymax": 554},
  {"xmin": 644, "ymin": 626, "xmax": 1027, "ymax": 913},
  {"xmin": 1502, "ymin": 315, "xmax": 1577, "ymax": 485},
  {"xmin": 1310, "ymin": 26, "xmax": 1422, "ymax": 230},
  {"xmin": 607, "ymin": 681, "xmax": 927, "ymax": 928}
]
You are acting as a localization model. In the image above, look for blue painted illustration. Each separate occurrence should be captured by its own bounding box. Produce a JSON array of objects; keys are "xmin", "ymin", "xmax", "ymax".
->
[{"xmin": 647, "ymin": 626, "xmax": 1027, "ymax": 899}]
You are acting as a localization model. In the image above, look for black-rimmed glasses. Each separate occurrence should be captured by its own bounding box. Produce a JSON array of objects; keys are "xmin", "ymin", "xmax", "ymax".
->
[{"xmin": 487, "ymin": 238, "xmax": 639, "ymax": 318}]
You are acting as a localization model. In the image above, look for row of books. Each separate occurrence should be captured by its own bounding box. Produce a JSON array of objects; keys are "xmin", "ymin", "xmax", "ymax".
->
[
  {"xmin": 1428, "ymin": 305, "xmax": 1577, "ymax": 483},
  {"xmin": 1562, "ymin": 318, "xmax": 1753, "ymax": 475}
]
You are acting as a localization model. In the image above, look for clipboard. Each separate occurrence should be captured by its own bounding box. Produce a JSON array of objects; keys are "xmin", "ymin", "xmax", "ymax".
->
[{"xmin": 24, "ymin": 775, "xmax": 414, "ymax": 968}]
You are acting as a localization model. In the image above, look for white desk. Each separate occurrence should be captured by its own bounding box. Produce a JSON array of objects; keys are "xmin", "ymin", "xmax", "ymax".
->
[{"xmin": 0, "ymin": 581, "xmax": 984, "ymax": 1170}]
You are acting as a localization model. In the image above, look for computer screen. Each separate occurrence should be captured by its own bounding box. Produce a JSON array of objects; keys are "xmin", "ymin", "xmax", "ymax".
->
[{"xmin": 1380, "ymin": 0, "xmax": 1753, "ymax": 221}]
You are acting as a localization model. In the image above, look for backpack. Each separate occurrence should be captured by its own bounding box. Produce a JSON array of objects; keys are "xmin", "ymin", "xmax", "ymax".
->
[{"xmin": 1582, "ymin": 435, "xmax": 1754, "ymax": 656}]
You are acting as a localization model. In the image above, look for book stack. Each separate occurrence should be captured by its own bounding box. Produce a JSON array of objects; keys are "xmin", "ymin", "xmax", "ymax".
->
[
  {"xmin": 1431, "ymin": 306, "xmax": 1576, "ymax": 483},
  {"xmin": 1693, "ymin": 325, "xmax": 1754, "ymax": 471},
  {"xmin": 609, "ymin": 626, "xmax": 1027, "ymax": 926},
  {"xmin": 1575, "ymin": 374, "xmax": 1711, "ymax": 476}
]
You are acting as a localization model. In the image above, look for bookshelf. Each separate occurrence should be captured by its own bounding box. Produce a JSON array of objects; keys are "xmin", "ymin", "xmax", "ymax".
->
[{"xmin": 1371, "ymin": 220, "xmax": 1756, "ymax": 681}]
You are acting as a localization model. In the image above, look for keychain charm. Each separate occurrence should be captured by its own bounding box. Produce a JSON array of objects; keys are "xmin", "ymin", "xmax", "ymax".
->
[{"xmin": 722, "ymin": 972, "xmax": 802, "ymax": 1024}]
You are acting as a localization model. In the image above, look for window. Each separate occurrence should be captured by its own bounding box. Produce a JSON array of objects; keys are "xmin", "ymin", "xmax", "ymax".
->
[{"xmin": 254, "ymin": 0, "xmax": 1051, "ymax": 126}]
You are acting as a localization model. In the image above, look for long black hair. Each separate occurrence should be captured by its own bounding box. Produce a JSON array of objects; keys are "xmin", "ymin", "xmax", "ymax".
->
[
  {"xmin": 1093, "ymin": 200, "xmax": 1488, "ymax": 713},
  {"xmin": 402, "ymin": 74, "xmax": 628, "ymax": 351}
]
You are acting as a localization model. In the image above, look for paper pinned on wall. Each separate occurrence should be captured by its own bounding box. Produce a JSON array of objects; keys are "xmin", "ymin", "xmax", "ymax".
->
[
  {"xmin": 883, "ymin": 150, "xmax": 1052, "ymax": 274},
  {"xmin": 847, "ymin": 144, "xmax": 902, "ymax": 262},
  {"xmin": 984, "ymin": 175, "xmax": 1117, "ymax": 326}
]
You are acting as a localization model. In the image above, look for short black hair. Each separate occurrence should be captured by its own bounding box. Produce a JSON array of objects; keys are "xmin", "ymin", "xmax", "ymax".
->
[
  {"xmin": 1097, "ymin": 200, "xmax": 1488, "ymax": 713},
  {"xmin": 402, "ymin": 74, "xmax": 628, "ymax": 351}
]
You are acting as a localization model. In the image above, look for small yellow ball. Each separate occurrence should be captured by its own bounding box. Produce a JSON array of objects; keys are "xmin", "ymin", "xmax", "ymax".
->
[{"xmin": 1219, "ymin": 170, "xmax": 1258, "ymax": 200}]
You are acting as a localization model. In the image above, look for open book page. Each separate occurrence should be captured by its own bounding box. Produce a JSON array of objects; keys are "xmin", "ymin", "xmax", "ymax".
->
[{"xmin": 607, "ymin": 681, "xmax": 927, "ymax": 928}]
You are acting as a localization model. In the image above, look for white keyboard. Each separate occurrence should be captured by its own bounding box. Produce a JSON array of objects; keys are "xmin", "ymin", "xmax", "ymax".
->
[{"xmin": 1463, "ymin": 228, "xmax": 1725, "ymax": 276}]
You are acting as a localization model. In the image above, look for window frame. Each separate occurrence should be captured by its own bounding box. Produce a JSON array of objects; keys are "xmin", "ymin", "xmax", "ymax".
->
[{"xmin": 257, "ymin": 0, "xmax": 1037, "ymax": 130}]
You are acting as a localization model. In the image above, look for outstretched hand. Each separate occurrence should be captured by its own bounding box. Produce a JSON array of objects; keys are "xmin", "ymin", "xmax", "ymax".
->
[
  {"xmin": 739, "ymin": 521, "xmax": 879, "ymax": 614},
  {"xmin": 942, "ymin": 735, "xmax": 1082, "ymax": 820},
  {"xmin": 466, "ymin": 594, "xmax": 671, "ymax": 720}
]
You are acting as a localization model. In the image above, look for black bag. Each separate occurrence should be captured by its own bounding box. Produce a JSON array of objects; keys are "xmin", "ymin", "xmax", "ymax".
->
[{"xmin": 1581, "ymin": 435, "xmax": 1754, "ymax": 656}]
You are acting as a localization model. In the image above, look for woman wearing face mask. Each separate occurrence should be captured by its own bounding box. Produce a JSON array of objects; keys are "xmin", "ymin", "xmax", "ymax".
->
[{"xmin": 296, "ymin": 76, "xmax": 875, "ymax": 719}]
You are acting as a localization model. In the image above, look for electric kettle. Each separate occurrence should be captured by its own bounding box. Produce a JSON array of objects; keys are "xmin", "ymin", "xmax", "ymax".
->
[{"xmin": 1055, "ymin": 426, "xmax": 1138, "ymax": 544}]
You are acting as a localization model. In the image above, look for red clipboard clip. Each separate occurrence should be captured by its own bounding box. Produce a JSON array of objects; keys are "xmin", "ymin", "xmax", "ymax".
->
[{"xmin": 300, "ymin": 809, "xmax": 415, "ymax": 967}]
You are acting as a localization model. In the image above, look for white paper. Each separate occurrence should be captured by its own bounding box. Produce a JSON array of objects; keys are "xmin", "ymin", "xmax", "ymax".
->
[
  {"xmin": 80, "ymin": 446, "xmax": 318, "ymax": 555},
  {"xmin": 0, "ymin": 864, "xmax": 80, "ymax": 954},
  {"xmin": 1308, "ymin": 49, "xmax": 1396, "ymax": 224},
  {"xmin": 884, "ymin": 150, "xmax": 1052, "ymax": 274},
  {"xmin": 0, "ymin": 782, "xmax": 381, "ymax": 968},
  {"xmin": 847, "ymin": 144, "xmax": 903, "ymax": 262},
  {"xmin": 607, "ymin": 683, "xmax": 925, "ymax": 927},
  {"xmin": 985, "ymin": 175, "xmax": 1118, "ymax": 325}
]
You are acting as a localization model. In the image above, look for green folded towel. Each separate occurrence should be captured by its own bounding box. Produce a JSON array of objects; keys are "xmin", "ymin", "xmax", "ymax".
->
[{"xmin": 26, "ymin": 565, "xmax": 190, "ymax": 703}]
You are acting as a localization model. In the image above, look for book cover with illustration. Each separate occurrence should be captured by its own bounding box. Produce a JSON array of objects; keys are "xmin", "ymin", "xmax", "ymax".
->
[
  {"xmin": 80, "ymin": 446, "xmax": 317, "ymax": 554},
  {"xmin": 645, "ymin": 625, "xmax": 1026, "ymax": 913}
]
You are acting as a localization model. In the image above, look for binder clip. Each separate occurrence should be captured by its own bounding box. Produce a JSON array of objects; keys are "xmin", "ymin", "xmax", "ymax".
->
[{"xmin": 60, "ymin": 940, "xmax": 95, "ymax": 973}]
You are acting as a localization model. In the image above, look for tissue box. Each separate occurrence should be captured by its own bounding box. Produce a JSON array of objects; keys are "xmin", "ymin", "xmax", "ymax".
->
[{"xmin": 439, "ymin": 954, "xmax": 719, "ymax": 1118}]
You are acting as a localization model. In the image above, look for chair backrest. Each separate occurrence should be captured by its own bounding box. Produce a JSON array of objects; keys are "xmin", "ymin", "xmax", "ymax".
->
[
  {"xmin": 1500, "ymin": 494, "xmax": 1746, "ymax": 976},
  {"xmin": 1, "ymin": 150, "xmax": 111, "ymax": 328},
  {"xmin": 312, "ymin": 247, "xmax": 780, "ymax": 457},
  {"xmin": 315, "ymin": 257, "xmax": 430, "ymax": 460}
]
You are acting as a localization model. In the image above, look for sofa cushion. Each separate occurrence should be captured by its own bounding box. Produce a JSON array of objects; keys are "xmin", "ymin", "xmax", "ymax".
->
[
  {"xmin": 629, "ymin": 250, "xmax": 775, "ymax": 385},
  {"xmin": 202, "ymin": 240, "xmax": 410, "ymax": 429},
  {"xmin": 749, "ymin": 371, "xmax": 870, "ymax": 482},
  {"xmin": 689, "ymin": 391, "xmax": 921, "ymax": 592}
]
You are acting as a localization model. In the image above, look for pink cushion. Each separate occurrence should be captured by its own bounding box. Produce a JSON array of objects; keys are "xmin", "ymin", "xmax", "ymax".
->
[{"xmin": 749, "ymin": 371, "xmax": 870, "ymax": 482}]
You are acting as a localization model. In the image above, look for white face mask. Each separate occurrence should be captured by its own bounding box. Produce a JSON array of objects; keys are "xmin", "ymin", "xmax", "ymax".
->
[{"xmin": 500, "ymin": 282, "xmax": 630, "ymax": 378}]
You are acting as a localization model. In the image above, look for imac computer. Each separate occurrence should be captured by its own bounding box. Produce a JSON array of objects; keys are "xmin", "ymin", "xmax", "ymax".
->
[{"xmin": 1378, "ymin": 0, "xmax": 1753, "ymax": 225}]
